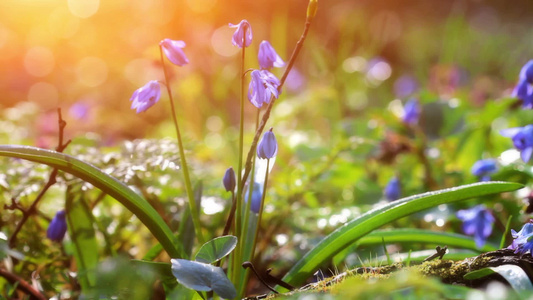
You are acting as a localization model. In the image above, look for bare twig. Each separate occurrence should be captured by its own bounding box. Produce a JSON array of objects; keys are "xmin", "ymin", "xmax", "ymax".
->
[
  {"xmin": 0, "ymin": 267, "xmax": 47, "ymax": 300},
  {"xmin": 9, "ymin": 108, "xmax": 71, "ymax": 248}
]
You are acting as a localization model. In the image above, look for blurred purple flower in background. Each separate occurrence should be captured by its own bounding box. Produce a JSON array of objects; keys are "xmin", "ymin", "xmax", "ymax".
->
[
  {"xmin": 229, "ymin": 20, "xmax": 252, "ymax": 48},
  {"xmin": 160, "ymin": 39, "xmax": 189, "ymax": 66},
  {"xmin": 512, "ymin": 60, "xmax": 533, "ymax": 108},
  {"xmin": 384, "ymin": 176, "xmax": 401, "ymax": 201},
  {"xmin": 47, "ymin": 210, "xmax": 67, "ymax": 242},
  {"xmin": 402, "ymin": 99, "xmax": 420, "ymax": 125},
  {"xmin": 456, "ymin": 205, "xmax": 494, "ymax": 248},
  {"xmin": 471, "ymin": 159, "xmax": 497, "ymax": 181},
  {"xmin": 258, "ymin": 40, "xmax": 285, "ymax": 70},
  {"xmin": 130, "ymin": 80, "xmax": 161, "ymax": 113},
  {"xmin": 394, "ymin": 74, "xmax": 419, "ymax": 98},
  {"xmin": 510, "ymin": 222, "xmax": 533, "ymax": 255},
  {"xmin": 257, "ymin": 128, "xmax": 278, "ymax": 159},
  {"xmin": 223, "ymin": 167, "xmax": 236, "ymax": 193},
  {"xmin": 246, "ymin": 182, "xmax": 263, "ymax": 214},
  {"xmin": 248, "ymin": 70, "xmax": 280, "ymax": 108},
  {"xmin": 500, "ymin": 125, "xmax": 533, "ymax": 163},
  {"xmin": 69, "ymin": 102, "xmax": 90, "ymax": 120},
  {"xmin": 285, "ymin": 68, "xmax": 305, "ymax": 92}
]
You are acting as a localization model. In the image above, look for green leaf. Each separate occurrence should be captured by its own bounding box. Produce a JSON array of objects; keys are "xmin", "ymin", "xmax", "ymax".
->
[
  {"xmin": 280, "ymin": 181, "xmax": 523, "ymax": 289},
  {"xmin": 194, "ymin": 236, "xmax": 237, "ymax": 264},
  {"xmin": 464, "ymin": 265, "xmax": 533, "ymax": 293},
  {"xmin": 131, "ymin": 260, "xmax": 177, "ymax": 288},
  {"xmin": 0, "ymin": 145, "xmax": 182, "ymax": 258},
  {"xmin": 358, "ymin": 229, "xmax": 498, "ymax": 252},
  {"xmin": 66, "ymin": 186, "xmax": 99, "ymax": 290},
  {"xmin": 171, "ymin": 259, "xmax": 237, "ymax": 299}
]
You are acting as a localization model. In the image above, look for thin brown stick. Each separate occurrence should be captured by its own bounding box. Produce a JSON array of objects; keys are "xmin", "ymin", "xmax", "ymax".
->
[
  {"xmin": 8, "ymin": 108, "xmax": 71, "ymax": 248},
  {"xmin": 0, "ymin": 268, "xmax": 47, "ymax": 300}
]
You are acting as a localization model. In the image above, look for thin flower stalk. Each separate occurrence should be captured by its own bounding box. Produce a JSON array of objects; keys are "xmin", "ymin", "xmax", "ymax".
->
[{"xmin": 159, "ymin": 46, "xmax": 204, "ymax": 245}]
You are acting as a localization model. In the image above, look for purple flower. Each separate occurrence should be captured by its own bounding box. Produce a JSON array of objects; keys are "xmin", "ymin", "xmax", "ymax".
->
[
  {"xmin": 384, "ymin": 177, "xmax": 401, "ymax": 201},
  {"xmin": 245, "ymin": 182, "xmax": 263, "ymax": 213},
  {"xmin": 512, "ymin": 61, "xmax": 533, "ymax": 109},
  {"xmin": 510, "ymin": 222, "xmax": 533, "ymax": 255},
  {"xmin": 258, "ymin": 40, "xmax": 285, "ymax": 70},
  {"xmin": 229, "ymin": 20, "xmax": 252, "ymax": 48},
  {"xmin": 500, "ymin": 125, "xmax": 533, "ymax": 163},
  {"xmin": 519, "ymin": 60, "xmax": 533, "ymax": 84},
  {"xmin": 456, "ymin": 205, "xmax": 494, "ymax": 248},
  {"xmin": 394, "ymin": 75, "xmax": 419, "ymax": 98},
  {"xmin": 402, "ymin": 99, "xmax": 420, "ymax": 125},
  {"xmin": 223, "ymin": 167, "xmax": 236, "ymax": 193},
  {"xmin": 47, "ymin": 210, "xmax": 67, "ymax": 242},
  {"xmin": 471, "ymin": 159, "xmax": 497, "ymax": 181},
  {"xmin": 160, "ymin": 39, "xmax": 189, "ymax": 66},
  {"xmin": 248, "ymin": 70, "xmax": 280, "ymax": 108},
  {"xmin": 257, "ymin": 128, "xmax": 278, "ymax": 159},
  {"xmin": 130, "ymin": 80, "xmax": 161, "ymax": 113},
  {"xmin": 69, "ymin": 102, "xmax": 90, "ymax": 120}
]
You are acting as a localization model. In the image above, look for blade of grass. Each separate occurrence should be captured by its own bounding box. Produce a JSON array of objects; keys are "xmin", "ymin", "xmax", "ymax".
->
[
  {"xmin": 500, "ymin": 215, "xmax": 513, "ymax": 249},
  {"xmin": 0, "ymin": 145, "xmax": 183, "ymax": 258},
  {"xmin": 280, "ymin": 181, "xmax": 522, "ymax": 289}
]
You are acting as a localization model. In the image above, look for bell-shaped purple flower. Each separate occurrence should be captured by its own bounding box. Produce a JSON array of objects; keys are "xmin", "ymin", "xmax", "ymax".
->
[
  {"xmin": 245, "ymin": 182, "xmax": 263, "ymax": 213},
  {"xmin": 258, "ymin": 40, "xmax": 285, "ymax": 70},
  {"xmin": 229, "ymin": 20, "xmax": 252, "ymax": 48},
  {"xmin": 500, "ymin": 125, "xmax": 533, "ymax": 163},
  {"xmin": 519, "ymin": 60, "xmax": 533, "ymax": 84},
  {"xmin": 160, "ymin": 39, "xmax": 189, "ymax": 66},
  {"xmin": 509, "ymin": 222, "xmax": 533, "ymax": 255},
  {"xmin": 456, "ymin": 205, "xmax": 494, "ymax": 248},
  {"xmin": 402, "ymin": 99, "xmax": 420, "ymax": 125},
  {"xmin": 384, "ymin": 177, "xmax": 401, "ymax": 201},
  {"xmin": 130, "ymin": 80, "xmax": 161, "ymax": 113},
  {"xmin": 257, "ymin": 128, "xmax": 278, "ymax": 159},
  {"xmin": 471, "ymin": 159, "xmax": 497, "ymax": 182},
  {"xmin": 223, "ymin": 167, "xmax": 236, "ymax": 193},
  {"xmin": 512, "ymin": 79, "xmax": 533, "ymax": 109},
  {"xmin": 248, "ymin": 70, "xmax": 280, "ymax": 108},
  {"xmin": 47, "ymin": 210, "xmax": 67, "ymax": 242}
]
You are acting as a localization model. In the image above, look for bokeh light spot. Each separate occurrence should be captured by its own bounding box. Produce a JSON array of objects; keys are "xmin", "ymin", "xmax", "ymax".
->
[
  {"xmin": 211, "ymin": 26, "xmax": 240, "ymax": 57},
  {"xmin": 186, "ymin": 0, "xmax": 217, "ymax": 13},
  {"xmin": 68, "ymin": 0, "xmax": 100, "ymax": 18},
  {"xmin": 76, "ymin": 57, "xmax": 108, "ymax": 87},
  {"xmin": 24, "ymin": 46, "xmax": 55, "ymax": 77},
  {"xmin": 124, "ymin": 58, "xmax": 161, "ymax": 85},
  {"xmin": 27, "ymin": 82, "xmax": 59, "ymax": 108},
  {"xmin": 48, "ymin": 7, "xmax": 80, "ymax": 38}
]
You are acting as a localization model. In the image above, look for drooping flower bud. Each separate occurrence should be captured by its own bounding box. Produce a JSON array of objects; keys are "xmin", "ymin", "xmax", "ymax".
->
[
  {"xmin": 160, "ymin": 39, "xmax": 189, "ymax": 66},
  {"xmin": 384, "ymin": 176, "xmax": 401, "ymax": 201},
  {"xmin": 130, "ymin": 80, "xmax": 161, "ymax": 113},
  {"xmin": 257, "ymin": 128, "xmax": 278, "ymax": 159},
  {"xmin": 229, "ymin": 20, "xmax": 252, "ymax": 48},
  {"xmin": 223, "ymin": 167, "xmax": 236, "ymax": 192},
  {"xmin": 248, "ymin": 70, "xmax": 280, "ymax": 108},
  {"xmin": 456, "ymin": 205, "xmax": 494, "ymax": 249},
  {"xmin": 47, "ymin": 210, "xmax": 67, "ymax": 242},
  {"xmin": 258, "ymin": 41, "xmax": 285, "ymax": 70}
]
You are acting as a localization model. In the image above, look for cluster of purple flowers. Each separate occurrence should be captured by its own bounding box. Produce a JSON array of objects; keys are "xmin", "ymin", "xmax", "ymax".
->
[{"xmin": 129, "ymin": 19, "xmax": 286, "ymax": 113}]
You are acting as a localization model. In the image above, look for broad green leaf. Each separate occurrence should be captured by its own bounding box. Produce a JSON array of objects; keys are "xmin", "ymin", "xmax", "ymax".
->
[
  {"xmin": 171, "ymin": 259, "xmax": 237, "ymax": 299},
  {"xmin": 0, "ymin": 145, "xmax": 182, "ymax": 258},
  {"xmin": 194, "ymin": 236, "xmax": 237, "ymax": 264},
  {"xmin": 66, "ymin": 186, "xmax": 98, "ymax": 290},
  {"xmin": 280, "ymin": 181, "xmax": 523, "ymax": 289},
  {"xmin": 464, "ymin": 265, "xmax": 533, "ymax": 293}
]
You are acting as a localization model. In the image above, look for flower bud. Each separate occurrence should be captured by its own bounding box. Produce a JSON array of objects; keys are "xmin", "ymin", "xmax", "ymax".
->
[
  {"xmin": 257, "ymin": 128, "xmax": 278, "ymax": 159},
  {"xmin": 223, "ymin": 167, "xmax": 236, "ymax": 192},
  {"xmin": 47, "ymin": 210, "xmax": 67, "ymax": 242}
]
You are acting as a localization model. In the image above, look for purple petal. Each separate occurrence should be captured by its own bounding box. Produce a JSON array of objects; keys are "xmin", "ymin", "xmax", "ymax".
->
[{"xmin": 521, "ymin": 147, "xmax": 533, "ymax": 163}]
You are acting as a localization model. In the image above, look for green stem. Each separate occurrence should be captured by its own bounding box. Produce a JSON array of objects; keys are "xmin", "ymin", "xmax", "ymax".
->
[
  {"xmin": 232, "ymin": 30, "xmax": 247, "ymax": 286},
  {"xmin": 240, "ymin": 158, "xmax": 270, "ymax": 298},
  {"xmin": 159, "ymin": 46, "xmax": 204, "ymax": 245}
]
